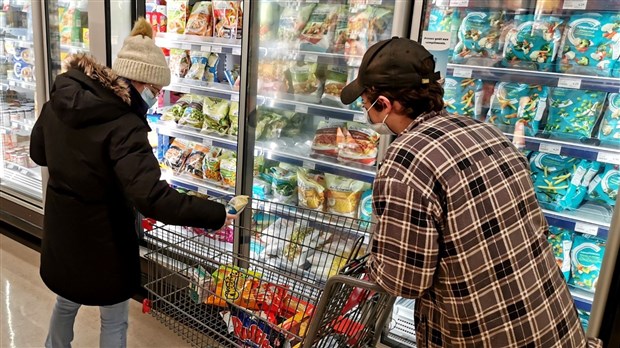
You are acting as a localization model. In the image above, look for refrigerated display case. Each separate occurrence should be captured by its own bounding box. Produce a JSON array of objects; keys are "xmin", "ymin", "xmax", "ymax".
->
[{"xmin": 402, "ymin": 0, "xmax": 620, "ymax": 345}]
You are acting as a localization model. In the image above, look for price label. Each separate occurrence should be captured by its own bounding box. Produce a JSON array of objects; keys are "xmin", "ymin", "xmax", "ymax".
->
[
  {"xmin": 181, "ymin": 43, "xmax": 192, "ymax": 50},
  {"xmin": 452, "ymin": 67, "xmax": 472, "ymax": 78},
  {"xmin": 563, "ymin": 0, "xmax": 587, "ymax": 9},
  {"xmin": 306, "ymin": 0, "xmax": 319, "ymax": 3},
  {"xmin": 211, "ymin": 45, "xmax": 222, "ymax": 53},
  {"xmin": 231, "ymin": 94, "xmax": 240, "ymax": 102},
  {"xmin": 353, "ymin": 113, "xmax": 366, "ymax": 123},
  {"xmin": 574, "ymin": 222, "xmax": 598, "ymax": 236},
  {"xmin": 9, "ymin": 80, "xmax": 15, "ymax": 87},
  {"xmin": 295, "ymin": 105, "xmax": 309, "ymax": 114},
  {"xmin": 232, "ymin": 47, "xmax": 242, "ymax": 55},
  {"xmin": 202, "ymin": 138, "xmax": 213, "ymax": 147},
  {"xmin": 304, "ymin": 54, "xmax": 318, "ymax": 63},
  {"xmin": 303, "ymin": 161, "xmax": 316, "ymax": 170},
  {"xmin": 450, "ymin": 0, "xmax": 469, "ymax": 7},
  {"xmin": 557, "ymin": 77, "xmax": 582, "ymax": 89},
  {"xmin": 367, "ymin": 0, "xmax": 382, "ymax": 4},
  {"xmin": 538, "ymin": 143, "xmax": 562, "ymax": 155},
  {"xmin": 200, "ymin": 45, "xmax": 212, "ymax": 52},
  {"xmin": 198, "ymin": 187, "xmax": 209, "ymax": 195},
  {"xmin": 20, "ymin": 169, "xmax": 29, "ymax": 175},
  {"xmin": 596, "ymin": 151, "xmax": 620, "ymax": 165}
]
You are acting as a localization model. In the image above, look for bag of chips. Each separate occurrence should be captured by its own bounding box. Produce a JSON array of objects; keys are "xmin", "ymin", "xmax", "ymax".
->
[
  {"xmin": 544, "ymin": 88, "xmax": 607, "ymax": 140},
  {"xmin": 205, "ymin": 265, "xmax": 260, "ymax": 307},
  {"xmin": 184, "ymin": 1, "xmax": 213, "ymax": 36},
  {"xmin": 597, "ymin": 93, "xmax": 620, "ymax": 145}
]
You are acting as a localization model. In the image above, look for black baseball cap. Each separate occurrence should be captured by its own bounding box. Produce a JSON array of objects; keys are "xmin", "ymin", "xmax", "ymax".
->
[{"xmin": 340, "ymin": 37, "xmax": 441, "ymax": 105}]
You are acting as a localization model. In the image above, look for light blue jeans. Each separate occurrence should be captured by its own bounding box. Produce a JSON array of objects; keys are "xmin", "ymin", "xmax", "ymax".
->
[{"xmin": 45, "ymin": 295, "xmax": 130, "ymax": 348}]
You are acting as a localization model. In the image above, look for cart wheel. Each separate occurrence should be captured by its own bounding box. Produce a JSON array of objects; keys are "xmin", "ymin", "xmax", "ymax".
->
[{"xmin": 142, "ymin": 299, "xmax": 151, "ymax": 313}]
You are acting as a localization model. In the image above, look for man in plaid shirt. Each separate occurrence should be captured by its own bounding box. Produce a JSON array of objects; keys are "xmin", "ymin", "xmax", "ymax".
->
[{"xmin": 340, "ymin": 37, "xmax": 602, "ymax": 347}]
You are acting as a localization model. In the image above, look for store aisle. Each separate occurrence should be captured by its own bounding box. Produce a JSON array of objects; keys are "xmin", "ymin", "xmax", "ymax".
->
[{"xmin": 0, "ymin": 233, "xmax": 191, "ymax": 348}]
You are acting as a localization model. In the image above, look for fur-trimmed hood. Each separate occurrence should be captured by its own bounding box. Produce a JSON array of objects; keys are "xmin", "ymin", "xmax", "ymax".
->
[{"xmin": 50, "ymin": 53, "xmax": 146, "ymax": 129}]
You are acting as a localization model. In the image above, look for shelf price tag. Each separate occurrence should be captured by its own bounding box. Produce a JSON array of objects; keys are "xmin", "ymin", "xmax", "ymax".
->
[
  {"xmin": 304, "ymin": 54, "xmax": 318, "ymax": 63},
  {"xmin": 538, "ymin": 143, "xmax": 562, "ymax": 155},
  {"xmin": 302, "ymin": 161, "xmax": 316, "ymax": 170},
  {"xmin": 596, "ymin": 151, "xmax": 620, "ymax": 165},
  {"xmin": 200, "ymin": 45, "xmax": 212, "ymax": 52},
  {"xmin": 231, "ymin": 94, "xmax": 240, "ymax": 102},
  {"xmin": 557, "ymin": 77, "xmax": 582, "ymax": 89},
  {"xmin": 20, "ymin": 169, "xmax": 29, "ymax": 175},
  {"xmin": 563, "ymin": 0, "xmax": 588, "ymax": 9},
  {"xmin": 211, "ymin": 46, "xmax": 223, "ymax": 53},
  {"xmin": 449, "ymin": 0, "xmax": 469, "ymax": 7},
  {"xmin": 232, "ymin": 47, "xmax": 242, "ymax": 55},
  {"xmin": 353, "ymin": 113, "xmax": 366, "ymax": 123},
  {"xmin": 574, "ymin": 222, "xmax": 598, "ymax": 236},
  {"xmin": 181, "ymin": 43, "xmax": 192, "ymax": 50},
  {"xmin": 198, "ymin": 187, "xmax": 209, "ymax": 195},
  {"xmin": 202, "ymin": 138, "xmax": 213, "ymax": 147},
  {"xmin": 452, "ymin": 67, "xmax": 472, "ymax": 78},
  {"xmin": 367, "ymin": 0, "xmax": 383, "ymax": 4},
  {"xmin": 295, "ymin": 105, "xmax": 309, "ymax": 114}
]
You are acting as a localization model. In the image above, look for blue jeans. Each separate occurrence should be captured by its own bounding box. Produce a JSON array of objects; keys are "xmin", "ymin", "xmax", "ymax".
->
[{"xmin": 45, "ymin": 295, "xmax": 130, "ymax": 348}]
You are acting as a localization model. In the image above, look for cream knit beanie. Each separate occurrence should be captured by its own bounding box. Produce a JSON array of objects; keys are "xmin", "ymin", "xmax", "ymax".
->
[{"xmin": 112, "ymin": 18, "xmax": 170, "ymax": 87}]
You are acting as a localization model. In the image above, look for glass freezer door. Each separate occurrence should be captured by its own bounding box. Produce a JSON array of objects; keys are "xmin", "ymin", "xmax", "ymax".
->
[{"xmin": 0, "ymin": 0, "xmax": 46, "ymax": 202}]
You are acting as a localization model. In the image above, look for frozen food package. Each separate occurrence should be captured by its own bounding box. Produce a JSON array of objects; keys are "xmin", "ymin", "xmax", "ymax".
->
[
  {"xmin": 359, "ymin": 189, "xmax": 373, "ymax": 229},
  {"xmin": 367, "ymin": 6, "xmax": 394, "ymax": 45},
  {"xmin": 255, "ymin": 107, "xmax": 293, "ymax": 141},
  {"xmin": 147, "ymin": 5, "xmax": 167, "ymax": 33},
  {"xmin": 548, "ymin": 226, "xmax": 573, "ymax": 282},
  {"xmin": 344, "ymin": 5, "xmax": 394, "ymax": 66},
  {"xmin": 321, "ymin": 65, "xmax": 348, "ymax": 107},
  {"xmin": 297, "ymin": 169, "xmax": 325, "ymax": 211},
  {"xmin": 161, "ymin": 94, "xmax": 201, "ymax": 122},
  {"xmin": 544, "ymin": 88, "xmax": 607, "ymax": 140},
  {"xmin": 486, "ymin": 82, "xmax": 549, "ymax": 136},
  {"xmin": 277, "ymin": 3, "xmax": 316, "ymax": 48},
  {"xmin": 168, "ymin": 48, "xmax": 190, "ymax": 78},
  {"xmin": 452, "ymin": 10, "xmax": 507, "ymax": 65},
  {"xmin": 205, "ymin": 52, "xmax": 220, "ymax": 82},
  {"xmin": 185, "ymin": 1, "xmax": 213, "ymax": 36},
  {"xmin": 202, "ymin": 147, "xmax": 223, "ymax": 181},
  {"xmin": 587, "ymin": 163, "xmax": 619, "ymax": 208},
  {"xmin": 557, "ymin": 160, "xmax": 602, "ymax": 211},
  {"xmin": 331, "ymin": 5, "xmax": 349, "ymax": 54},
  {"xmin": 178, "ymin": 97, "xmax": 204, "ymax": 129},
  {"xmin": 558, "ymin": 13, "xmax": 620, "ymax": 77},
  {"xmin": 228, "ymin": 101, "xmax": 239, "ymax": 136},
  {"xmin": 270, "ymin": 166, "xmax": 298, "ymax": 204},
  {"xmin": 167, "ymin": 0, "xmax": 189, "ymax": 34},
  {"xmin": 311, "ymin": 121, "xmax": 346, "ymax": 158},
  {"xmin": 428, "ymin": 5, "xmax": 460, "ymax": 33},
  {"xmin": 257, "ymin": 60, "xmax": 289, "ymax": 94},
  {"xmin": 529, "ymin": 152, "xmax": 579, "ymax": 209},
  {"xmin": 259, "ymin": 2, "xmax": 280, "ymax": 41},
  {"xmin": 184, "ymin": 144, "xmax": 210, "ymax": 178},
  {"xmin": 213, "ymin": 1, "xmax": 238, "ymax": 39},
  {"xmin": 570, "ymin": 234, "xmax": 606, "ymax": 292},
  {"xmin": 338, "ymin": 123, "xmax": 380, "ymax": 166},
  {"xmin": 443, "ymin": 77, "xmax": 484, "ymax": 119},
  {"xmin": 234, "ymin": 1, "xmax": 243, "ymax": 40},
  {"xmin": 502, "ymin": 15, "xmax": 564, "ymax": 71},
  {"xmin": 299, "ymin": 4, "xmax": 343, "ymax": 53},
  {"xmin": 289, "ymin": 61, "xmax": 323, "ymax": 103},
  {"xmin": 259, "ymin": 218, "xmax": 297, "ymax": 250},
  {"xmin": 202, "ymin": 97, "xmax": 230, "ymax": 134},
  {"xmin": 220, "ymin": 152, "xmax": 237, "ymax": 187},
  {"xmin": 324, "ymin": 173, "xmax": 368, "ymax": 218},
  {"xmin": 59, "ymin": 6, "xmax": 81, "ymax": 45},
  {"xmin": 227, "ymin": 195, "xmax": 249, "ymax": 214},
  {"xmin": 163, "ymin": 139, "xmax": 190, "ymax": 171},
  {"xmin": 185, "ymin": 51, "xmax": 208, "ymax": 80},
  {"xmin": 597, "ymin": 93, "xmax": 620, "ymax": 145}
]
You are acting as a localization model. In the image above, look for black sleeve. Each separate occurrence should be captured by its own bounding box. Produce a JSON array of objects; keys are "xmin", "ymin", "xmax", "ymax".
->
[
  {"xmin": 108, "ymin": 117, "xmax": 226, "ymax": 229},
  {"xmin": 29, "ymin": 105, "xmax": 48, "ymax": 166}
]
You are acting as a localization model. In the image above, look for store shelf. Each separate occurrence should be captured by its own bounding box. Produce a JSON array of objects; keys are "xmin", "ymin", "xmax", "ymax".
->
[
  {"xmin": 155, "ymin": 32, "xmax": 241, "ymax": 54},
  {"xmin": 2, "ymin": 37, "xmax": 33, "ymax": 49},
  {"xmin": 164, "ymin": 77, "xmax": 239, "ymax": 101},
  {"xmin": 256, "ymin": 141, "xmax": 377, "ymax": 183},
  {"xmin": 258, "ymin": 45, "xmax": 359, "ymax": 67},
  {"xmin": 161, "ymin": 169, "xmax": 234, "ymax": 198},
  {"xmin": 154, "ymin": 121, "xmax": 238, "ymax": 151},
  {"xmin": 258, "ymin": 95, "xmax": 365, "ymax": 122},
  {"xmin": 5, "ymin": 77, "xmax": 36, "ymax": 91},
  {"xmin": 447, "ymin": 64, "xmax": 620, "ymax": 94},
  {"xmin": 504, "ymin": 133, "xmax": 620, "ymax": 166},
  {"xmin": 570, "ymin": 287, "xmax": 594, "ymax": 313},
  {"xmin": 1, "ymin": 163, "xmax": 42, "ymax": 199},
  {"xmin": 443, "ymin": 0, "xmax": 619, "ymax": 11},
  {"xmin": 543, "ymin": 209, "xmax": 610, "ymax": 239},
  {"xmin": 61, "ymin": 43, "xmax": 89, "ymax": 54}
]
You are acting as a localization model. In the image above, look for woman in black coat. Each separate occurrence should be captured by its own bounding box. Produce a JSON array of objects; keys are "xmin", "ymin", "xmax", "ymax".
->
[{"xmin": 29, "ymin": 18, "xmax": 231, "ymax": 347}]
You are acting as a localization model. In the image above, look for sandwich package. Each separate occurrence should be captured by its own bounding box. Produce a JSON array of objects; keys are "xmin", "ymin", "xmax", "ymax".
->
[
  {"xmin": 311, "ymin": 121, "xmax": 346, "ymax": 158},
  {"xmin": 184, "ymin": 1, "xmax": 213, "ymax": 36},
  {"xmin": 338, "ymin": 123, "xmax": 379, "ymax": 166}
]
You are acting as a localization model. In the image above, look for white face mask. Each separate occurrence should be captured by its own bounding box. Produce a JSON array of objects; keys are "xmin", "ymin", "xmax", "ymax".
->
[
  {"xmin": 141, "ymin": 86, "xmax": 157, "ymax": 108},
  {"xmin": 364, "ymin": 98, "xmax": 396, "ymax": 135}
]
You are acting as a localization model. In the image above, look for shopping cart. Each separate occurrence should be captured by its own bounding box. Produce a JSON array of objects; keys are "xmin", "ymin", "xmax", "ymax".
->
[{"xmin": 141, "ymin": 198, "xmax": 395, "ymax": 348}]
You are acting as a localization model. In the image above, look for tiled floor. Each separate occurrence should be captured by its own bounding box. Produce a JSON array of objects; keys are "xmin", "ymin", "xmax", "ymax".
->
[{"xmin": 0, "ymin": 233, "xmax": 191, "ymax": 348}]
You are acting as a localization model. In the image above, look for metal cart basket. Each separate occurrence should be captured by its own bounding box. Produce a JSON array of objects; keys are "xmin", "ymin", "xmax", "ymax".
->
[{"xmin": 141, "ymin": 198, "xmax": 396, "ymax": 348}]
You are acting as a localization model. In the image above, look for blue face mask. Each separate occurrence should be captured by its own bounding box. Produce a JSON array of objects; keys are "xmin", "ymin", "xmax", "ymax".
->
[{"xmin": 141, "ymin": 87, "xmax": 157, "ymax": 108}]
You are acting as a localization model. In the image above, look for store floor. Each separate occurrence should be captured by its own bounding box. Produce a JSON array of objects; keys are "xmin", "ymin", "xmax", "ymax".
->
[{"xmin": 0, "ymin": 233, "xmax": 191, "ymax": 348}]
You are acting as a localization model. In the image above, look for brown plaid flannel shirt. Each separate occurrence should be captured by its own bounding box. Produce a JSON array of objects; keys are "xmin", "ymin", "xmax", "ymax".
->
[{"xmin": 369, "ymin": 110, "xmax": 602, "ymax": 347}]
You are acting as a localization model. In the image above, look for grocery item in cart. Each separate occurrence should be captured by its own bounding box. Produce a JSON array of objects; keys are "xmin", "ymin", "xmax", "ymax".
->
[
  {"xmin": 598, "ymin": 93, "xmax": 620, "ymax": 145},
  {"xmin": 178, "ymin": 97, "xmax": 204, "ymax": 129},
  {"xmin": 325, "ymin": 174, "xmax": 367, "ymax": 218},
  {"xmin": 213, "ymin": 1, "xmax": 239, "ymax": 39},
  {"xmin": 290, "ymin": 62, "xmax": 323, "ymax": 103},
  {"xmin": 321, "ymin": 65, "xmax": 348, "ymax": 107},
  {"xmin": 202, "ymin": 97, "xmax": 230, "ymax": 134},
  {"xmin": 183, "ymin": 144, "xmax": 210, "ymax": 178},
  {"xmin": 558, "ymin": 13, "xmax": 620, "ymax": 77},
  {"xmin": 163, "ymin": 139, "xmax": 191, "ymax": 171},
  {"xmin": 161, "ymin": 94, "xmax": 200, "ymax": 122},
  {"xmin": 228, "ymin": 101, "xmax": 239, "ymax": 136},
  {"xmin": 259, "ymin": 217, "xmax": 297, "ymax": 250},
  {"xmin": 587, "ymin": 163, "xmax": 619, "ymax": 208},
  {"xmin": 189, "ymin": 265, "xmax": 211, "ymax": 303},
  {"xmin": 544, "ymin": 88, "xmax": 607, "ymax": 140},
  {"xmin": 443, "ymin": 76, "xmax": 483, "ymax": 119},
  {"xmin": 168, "ymin": 48, "xmax": 190, "ymax": 78},
  {"xmin": 185, "ymin": 51, "xmax": 209, "ymax": 80},
  {"xmin": 570, "ymin": 234, "xmax": 606, "ymax": 292},
  {"xmin": 297, "ymin": 169, "xmax": 326, "ymax": 211},
  {"xmin": 452, "ymin": 10, "xmax": 507, "ymax": 65},
  {"xmin": 220, "ymin": 152, "xmax": 237, "ymax": 187},
  {"xmin": 277, "ymin": 3, "xmax": 317, "ymax": 47},
  {"xmin": 221, "ymin": 308, "xmax": 288, "ymax": 348},
  {"xmin": 227, "ymin": 195, "xmax": 249, "ymax": 214},
  {"xmin": 299, "ymin": 4, "xmax": 343, "ymax": 53},
  {"xmin": 486, "ymin": 82, "xmax": 549, "ymax": 135},
  {"xmin": 502, "ymin": 15, "xmax": 564, "ymax": 71},
  {"xmin": 312, "ymin": 121, "xmax": 346, "ymax": 158},
  {"xmin": 338, "ymin": 123, "xmax": 379, "ymax": 166},
  {"xmin": 167, "ymin": 0, "xmax": 189, "ymax": 34},
  {"xmin": 548, "ymin": 226, "xmax": 573, "ymax": 282},
  {"xmin": 202, "ymin": 147, "xmax": 223, "ymax": 181},
  {"xmin": 206, "ymin": 265, "xmax": 260, "ymax": 307},
  {"xmin": 259, "ymin": 1, "xmax": 281, "ymax": 41},
  {"xmin": 184, "ymin": 1, "xmax": 213, "ymax": 36}
]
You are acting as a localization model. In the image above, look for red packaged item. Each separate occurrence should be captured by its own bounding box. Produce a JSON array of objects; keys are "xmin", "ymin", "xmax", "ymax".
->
[
  {"xmin": 147, "ymin": 5, "xmax": 167, "ymax": 33},
  {"xmin": 311, "ymin": 120, "xmax": 345, "ymax": 158},
  {"xmin": 338, "ymin": 123, "xmax": 379, "ymax": 166},
  {"xmin": 184, "ymin": 1, "xmax": 213, "ymax": 36},
  {"xmin": 213, "ymin": 1, "xmax": 239, "ymax": 39}
]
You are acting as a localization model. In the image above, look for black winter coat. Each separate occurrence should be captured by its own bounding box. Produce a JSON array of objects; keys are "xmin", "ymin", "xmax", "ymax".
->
[{"xmin": 30, "ymin": 54, "xmax": 227, "ymax": 306}]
